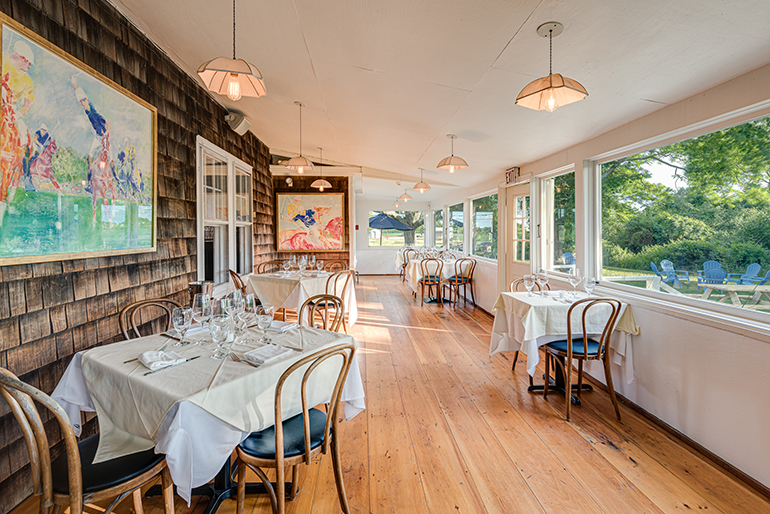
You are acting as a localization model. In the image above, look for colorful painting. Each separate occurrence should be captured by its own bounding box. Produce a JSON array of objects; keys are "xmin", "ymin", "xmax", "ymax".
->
[
  {"xmin": 276, "ymin": 193, "xmax": 344, "ymax": 251},
  {"xmin": 0, "ymin": 18, "xmax": 156, "ymax": 264}
]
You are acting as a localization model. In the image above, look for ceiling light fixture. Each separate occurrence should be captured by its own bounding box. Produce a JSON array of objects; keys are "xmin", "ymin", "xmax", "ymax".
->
[
  {"xmin": 413, "ymin": 168, "xmax": 431, "ymax": 194},
  {"xmin": 437, "ymin": 134, "xmax": 468, "ymax": 173},
  {"xmin": 515, "ymin": 22, "xmax": 587, "ymax": 112},
  {"xmin": 286, "ymin": 101, "xmax": 314, "ymax": 174},
  {"xmin": 392, "ymin": 197, "xmax": 402, "ymax": 208},
  {"xmin": 399, "ymin": 188, "xmax": 412, "ymax": 203},
  {"xmin": 311, "ymin": 147, "xmax": 332, "ymax": 192},
  {"xmin": 197, "ymin": 0, "xmax": 266, "ymax": 101}
]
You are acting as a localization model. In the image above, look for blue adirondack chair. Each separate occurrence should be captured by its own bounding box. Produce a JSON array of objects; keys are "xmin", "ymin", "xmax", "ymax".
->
[
  {"xmin": 697, "ymin": 268, "xmax": 727, "ymax": 294},
  {"xmin": 660, "ymin": 259, "xmax": 690, "ymax": 285},
  {"xmin": 651, "ymin": 262, "xmax": 680, "ymax": 288},
  {"xmin": 726, "ymin": 263, "xmax": 761, "ymax": 285},
  {"xmin": 751, "ymin": 269, "xmax": 770, "ymax": 286},
  {"xmin": 697, "ymin": 260, "xmax": 722, "ymax": 279}
]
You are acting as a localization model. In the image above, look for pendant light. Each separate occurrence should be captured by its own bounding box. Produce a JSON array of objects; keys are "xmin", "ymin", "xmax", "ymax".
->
[
  {"xmin": 399, "ymin": 188, "xmax": 412, "ymax": 203},
  {"xmin": 197, "ymin": 0, "xmax": 266, "ymax": 101},
  {"xmin": 311, "ymin": 147, "xmax": 332, "ymax": 192},
  {"xmin": 515, "ymin": 22, "xmax": 587, "ymax": 112},
  {"xmin": 413, "ymin": 168, "xmax": 431, "ymax": 194},
  {"xmin": 392, "ymin": 198, "xmax": 402, "ymax": 208},
  {"xmin": 286, "ymin": 102, "xmax": 314, "ymax": 173},
  {"xmin": 437, "ymin": 134, "xmax": 468, "ymax": 173}
]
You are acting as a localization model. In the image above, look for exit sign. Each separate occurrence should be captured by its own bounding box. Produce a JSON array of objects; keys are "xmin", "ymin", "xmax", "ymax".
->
[{"xmin": 505, "ymin": 167, "xmax": 520, "ymax": 185}]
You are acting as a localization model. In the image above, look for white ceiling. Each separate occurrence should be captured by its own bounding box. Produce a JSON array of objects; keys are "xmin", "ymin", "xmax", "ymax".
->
[{"xmin": 110, "ymin": 0, "xmax": 770, "ymax": 202}]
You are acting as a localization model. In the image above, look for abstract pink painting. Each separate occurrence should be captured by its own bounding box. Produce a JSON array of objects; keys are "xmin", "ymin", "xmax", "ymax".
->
[{"xmin": 276, "ymin": 193, "xmax": 344, "ymax": 251}]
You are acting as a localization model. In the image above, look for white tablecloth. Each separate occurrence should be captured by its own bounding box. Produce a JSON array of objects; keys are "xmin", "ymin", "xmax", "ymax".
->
[
  {"xmin": 405, "ymin": 259, "xmax": 471, "ymax": 292},
  {"xmin": 489, "ymin": 292, "xmax": 640, "ymax": 384},
  {"xmin": 249, "ymin": 272, "xmax": 358, "ymax": 325},
  {"xmin": 51, "ymin": 327, "xmax": 365, "ymax": 504}
]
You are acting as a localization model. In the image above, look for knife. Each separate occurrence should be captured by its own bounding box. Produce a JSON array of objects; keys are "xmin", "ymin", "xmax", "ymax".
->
[{"xmin": 143, "ymin": 355, "xmax": 201, "ymax": 376}]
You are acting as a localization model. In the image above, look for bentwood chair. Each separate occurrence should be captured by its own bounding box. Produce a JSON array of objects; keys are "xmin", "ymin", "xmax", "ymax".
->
[
  {"xmin": 0, "ymin": 368, "xmax": 174, "ymax": 514},
  {"xmin": 414, "ymin": 258, "xmax": 444, "ymax": 306},
  {"xmin": 508, "ymin": 278, "xmax": 549, "ymax": 384},
  {"xmin": 324, "ymin": 260, "xmax": 348, "ymax": 273},
  {"xmin": 235, "ymin": 343, "xmax": 356, "ymax": 514},
  {"xmin": 229, "ymin": 269, "xmax": 247, "ymax": 295},
  {"xmin": 257, "ymin": 260, "xmax": 284, "ymax": 274},
  {"xmin": 401, "ymin": 249, "xmax": 419, "ymax": 283},
  {"xmin": 543, "ymin": 298, "xmax": 623, "ymax": 422},
  {"xmin": 299, "ymin": 294, "xmax": 345, "ymax": 332},
  {"xmin": 325, "ymin": 270, "xmax": 355, "ymax": 333},
  {"xmin": 119, "ymin": 299, "xmax": 181, "ymax": 340},
  {"xmin": 442, "ymin": 258, "xmax": 476, "ymax": 306}
]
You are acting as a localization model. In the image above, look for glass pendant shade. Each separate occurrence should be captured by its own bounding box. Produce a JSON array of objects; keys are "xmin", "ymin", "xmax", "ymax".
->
[
  {"xmin": 516, "ymin": 73, "xmax": 587, "ymax": 112},
  {"xmin": 197, "ymin": 58, "xmax": 266, "ymax": 100},
  {"xmin": 286, "ymin": 155, "xmax": 314, "ymax": 174}
]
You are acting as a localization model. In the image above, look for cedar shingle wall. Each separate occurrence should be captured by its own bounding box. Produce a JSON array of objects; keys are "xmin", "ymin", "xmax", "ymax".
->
[{"xmin": 0, "ymin": 1, "xmax": 274, "ymax": 511}]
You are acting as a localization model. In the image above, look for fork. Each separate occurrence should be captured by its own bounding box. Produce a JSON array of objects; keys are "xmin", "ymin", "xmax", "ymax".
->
[
  {"xmin": 229, "ymin": 352, "xmax": 261, "ymax": 367},
  {"xmin": 124, "ymin": 343, "xmax": 168, "ymax": 364}
]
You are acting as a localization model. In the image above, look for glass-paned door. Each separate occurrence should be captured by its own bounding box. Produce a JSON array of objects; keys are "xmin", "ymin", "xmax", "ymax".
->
[
  {"xmin": 512, "ymin": 194, "xmax": 530, "ymax": 263},
  {"xmin": 434, "ymin": 209, "xmax": 444, "ymax": 247}
]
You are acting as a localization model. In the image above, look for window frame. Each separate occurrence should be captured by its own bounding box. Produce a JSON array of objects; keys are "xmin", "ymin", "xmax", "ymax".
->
[
  {"xmin": 534, "ymin": 164, "xmax": 575, "ymax": 277},
  {"xmin": 367, "ymin": 209, "xmax": 425, "ymax": 248},
  {"xmin": 196, "ymin": 135, "xmax": 253, "ymax": 284},
  {"xmin": 469, "ymin": 190, "xmax": 499, "ymax": 261}
]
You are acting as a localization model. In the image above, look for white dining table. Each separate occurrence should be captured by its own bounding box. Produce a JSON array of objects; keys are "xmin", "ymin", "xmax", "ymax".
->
[
  {"xmin": 51, "ymin": 326, "xmax": 365, "ymax": 504},
  {"xmin": 248, "ymin": 271, "xmax": 358, "ymax": 325},
  {"xmin": 489, "ymin": 291, "xmax": 640, "ymax": 384}
]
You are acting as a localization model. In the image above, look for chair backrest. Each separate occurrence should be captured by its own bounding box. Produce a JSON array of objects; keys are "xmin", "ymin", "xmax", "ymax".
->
[
  {"xmin": 702, "ymin": 268, "xmax": 727, "ymax": 284},
  {"xmin": 703, "ymin": 260, "xmax": 722, "ymax": 271},
  {"xmin": 119, "ymin": 298, "xmax": 181, "ymax": 340},
  {"xmin": 440, "ymin": 250, "xmax": 457, "ymax": 259},
  {"xmin": 743, "ymin": 263, "xmax": 761, "ymax": 279},
  {"xmin": 273, "ymin": 343, "xmax": 355, "ymax": 465},
  {"xmin": 299, "ymin": 294, "xmax": 345, "ymax": 332},
  {"xmin": 324, "ymin": 260, "xmax": 348, "ymax": 272},
  {"xmin": 326, "ymin": 270, "xmax": 354, "ymax": 299},
  {"xmin": 758, "ymin": 270, "xmax": 770, "ymax": 286},
  {"xmin": 229, "ymin": 269, "xmax": 247, "ymax": 295},
  {"xmin": 563, "ymin": 252, "xmax": 576, "ymax": 265},
  {"xmin": 660, "ymin": 259, "xmax": 675, "ymax": 272},
  {"xmin": 0, "ymin": 367, "xmax": 83, "ymax": 514},
  {"xmin": 510, "ymin": 278, "xmax": 542, "ymax": 292},
  {"xmin": 566, "ymin": 298, "xmax": 622, "ymax": 360},
  {"xmin": 403, "ymin": 249, "xmax": 419, "ymax": 265},
  {"xmin": 454, "ymin": 258, "xmax": 476, "ymax": 279},
  {"xmin": 419, "ymin": 258, "xmax": 443, "ymax": 284},
  {"xmin": 256, "ymin": 260, "xmax": 283, "ymax": 274}
]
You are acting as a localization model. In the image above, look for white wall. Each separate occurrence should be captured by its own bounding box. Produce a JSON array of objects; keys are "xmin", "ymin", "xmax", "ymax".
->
[
  {"xmin": 513, "ymin": 62, "xmax": 770, "ymax": 488},
  {"xmin": 355, "ymin": 199, "xmax": 430, "ymax": 275}
]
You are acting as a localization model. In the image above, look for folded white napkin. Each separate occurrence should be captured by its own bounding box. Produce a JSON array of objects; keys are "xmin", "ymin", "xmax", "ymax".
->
[
  {"xmin": 544, "ymin": 290, "xmax": 561, "ymax": 296},
  {"xmin": 243, "ymin": 346, "xmax": 291, "ymax": 364},
  {"xmin": 138, "ymin": 350, "xmax": 186, "ymax": 371},
  {"xmin": 267, "ymin": 321, "xmax": 299, "ymax": 333}
]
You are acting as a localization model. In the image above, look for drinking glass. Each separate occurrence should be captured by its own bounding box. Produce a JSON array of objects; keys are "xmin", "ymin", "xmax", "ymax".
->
[
  {"xmin": 192, "ymin": 294, "xmax": 212, "ymax": 328},
  {"xmin": 238, "ymin": 294, "xmax": 258, "ymax": 343},
  {"xmin": 209, "ymin": 315, "xmax": 232, "ymax": 359},
  {"xmin": 316, "ymin": 260, "xmax": 324, "ymax": 272},
  {"xmin": 298, "ymin": 259, "xmax": 307, "ymax": 276},
  {"xmin": 309, "ymin": 255, "xmax": 316, "ymax": 268},
  {"xmin": 536, "ymin": 269, "xmax": 549, "ymax": 296},
  {"xmin": 171, "ymin": 307, "xmax": 192, "ymax": 346},
  {"xmin": 256, "ymin": 305, "xmax": 275, "ymax": 344},
  {"xmin": 568, "ymin": 268, "xmax": 582, "ymax": 297},
  {"xmin": 584, "ymin": 277, "xmax": 597, "ymax": 296},
  {"xmin": 523, "ymin": 275, "xmax": 536, "ymax": 297},
  {"xmin": 282, "ymin": 260, "xmax": 291, "ymax": 275}
]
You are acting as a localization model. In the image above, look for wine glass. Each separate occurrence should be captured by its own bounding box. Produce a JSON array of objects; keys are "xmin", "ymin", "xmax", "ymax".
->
[
  {"xmin": 298, "ymin": 258, "xmax": 307, "ymax": 276},
  {"xmin": 523, "ymin": 275, "xmax": 536, "ymax": 297},
  {"xmin": 172, "ymin": 307, "xmax": 192, "ymax": 346},
  {"xmin": 568, "ymin": 268, "xmax": 582, "ymax": 298},
  {"xmin": 536, "ymin": 269, "xmax": 549, "ymax": 296},
  {"xmin": 209, "ymin": 314, "xmax": 231, "ymax": 359},
  {"xmin": 256, "ymin": 305, "xmax": 275, "ymax": 344},
  {"xmin": 238, "ymin": 294, "xmax": 258, "ymax": 343},
  {"xmin": 584, "ymin": 276, "xmax": 597, "ymax": 296},
  {"xmin": 282, "ymin": 260, "xmax": 291, "ymax": 275},
  {"xmin": 309, "ymin": 255, "xmax": 316, "ymax": 268},
  {"xmin": 192, "ymin": 294, "xmax": 212, "ymax": 329},
  {"xmin": 316, "ymin": 260, "xmax": 324, "ymax": 272}
]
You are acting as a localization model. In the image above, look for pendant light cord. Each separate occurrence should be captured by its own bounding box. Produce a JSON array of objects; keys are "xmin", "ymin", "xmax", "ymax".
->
[
  {"xmin": 299, "ymin": 104, "xmax": 303, "ymax": 156},
  {"xmin": 233, "ymin": 0, "xmax": 237, "ymax": 59}
]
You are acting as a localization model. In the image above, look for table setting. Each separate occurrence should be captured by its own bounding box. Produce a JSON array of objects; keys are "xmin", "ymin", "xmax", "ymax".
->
[{"xmin": 51, "ymin": 305, "xmax": 366, "ymax": 504}]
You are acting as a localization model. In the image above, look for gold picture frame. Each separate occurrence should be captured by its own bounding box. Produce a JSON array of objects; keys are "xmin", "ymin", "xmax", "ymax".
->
[{"xmin": 275, "ymin": 192, "xmax": 346, "ymax": 252}]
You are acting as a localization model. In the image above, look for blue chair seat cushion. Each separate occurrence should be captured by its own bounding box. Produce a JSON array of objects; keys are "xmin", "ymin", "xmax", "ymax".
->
[
  {"xmin": 51, "ymin": 434, "xmax": 164, "ymax": 494},
  {"xmin": 546, "ymin": 338, "xmax": 602, "ymax": 357},
  {"xmin": 239, "ymin": 408, "xmax": 327, "ymax": 459},
  {"xmin": 447, "ymin": 276, "xmax": 470, "ymax": 284},
  {"xmin": 419, "ymin": 275, "xmax": 442, "ymax": 282}
]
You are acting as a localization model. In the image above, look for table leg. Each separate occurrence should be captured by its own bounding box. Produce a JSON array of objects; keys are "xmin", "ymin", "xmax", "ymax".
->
[
  {"xmin": 527, "ymin": 355, "xmax": 592, "ymax": 405},
  {"xmin": 146, "ymin": 458, "xmax": 294, "ymax": 514}
]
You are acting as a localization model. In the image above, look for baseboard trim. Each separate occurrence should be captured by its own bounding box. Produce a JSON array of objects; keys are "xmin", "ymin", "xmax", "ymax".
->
[{"xmin": 582, "ymin": 373, "xmax": 770, "ymax": 502}]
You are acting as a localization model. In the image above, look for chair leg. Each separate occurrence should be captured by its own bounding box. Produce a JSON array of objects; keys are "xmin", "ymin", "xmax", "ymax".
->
[
  {"xmin": 277, "ymin": 463, "xmax": 286, "ymax": 514},
  {"xmin": 604, "ymin": 357, "xmax": 622, "ymax": 421},
  {"xmin": 470, "ymin": 282, "xmax": 476, "ymax": 306},
  {"xmin": 132, "ymin": 488, "xmax": 144, "ymax": 514},
  {"xmin": 236, "ymin": 460, "xmax": 247, "ymax": 514},
  {"xmin": 543, "ymin": 352, "xmax": 551, "ymax": 399},
  {"xmin": 438, "ymin": 282, "xmax": 442, "ymax": 305},
  {"xmin": 565, "ymin": 356, "xmax": 573, "ymax": 422},
  {"xmin": 289, "ymin": 465, "xmax": 299, "ymax": 501},
  {"xmin": 576, "ymin": 360, "xmax": 584, "ymax": 398},
  {"xmin": 511, "ymin": 351, "xmax": 519, "ymax": 372},
  {"xmin": 331, "ymin": 435, "xmax": 351, "ymax": 514},
  {"xmin": 161, "ymin": 465, "xmax": 174, "ymax": 514}
]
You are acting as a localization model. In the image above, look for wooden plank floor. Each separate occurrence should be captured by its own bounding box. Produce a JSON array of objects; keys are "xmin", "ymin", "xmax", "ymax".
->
[{"xmin": 10, "ymin": 276, "xmax": 770, "ymax": 514}]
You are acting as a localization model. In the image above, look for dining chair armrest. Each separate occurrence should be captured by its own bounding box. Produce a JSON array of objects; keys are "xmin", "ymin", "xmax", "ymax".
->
[{"xmin": 726, "ymin": 273, "xmax": 741, "ymax": 279}]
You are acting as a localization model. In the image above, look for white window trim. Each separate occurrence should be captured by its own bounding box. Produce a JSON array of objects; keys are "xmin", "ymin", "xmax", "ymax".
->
[
  {"xmin": 469, "ymin": 189, "xmax": 499, "ymax": 262},
  {"xmin": 195, "ymin": 135, "xmax": 253, "ymax": 282},
  {"xmin": 534, "ymin": 165, "xmax": 575, "ymax": 277}
]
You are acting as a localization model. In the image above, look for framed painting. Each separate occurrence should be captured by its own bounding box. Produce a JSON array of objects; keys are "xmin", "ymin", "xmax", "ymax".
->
[
  {"xmin": 276, "ymin": 192, "xmax": 345, "ymax": 252},
  {"xmin": 0, "ymin": 15, "xmax": 157, "ymax": 265}
]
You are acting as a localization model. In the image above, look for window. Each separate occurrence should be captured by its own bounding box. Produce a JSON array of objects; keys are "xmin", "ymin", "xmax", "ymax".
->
[
  {"xmin": 196, "ymin": 137, "xmax": 253, "ymax": 285},
  {"xmin": 448, "ymin": 203, "xmax": 464, "ymax": 252},
  {"xmin": 512, "ymin": 194, "xmax": 530, "ymax": 262},
  {"xmin": 600, "ymin": 115, "xmax": 770, "ymax": 315},
  {"xmin": 542, "ymin": 172, "xmax": 575, "ymax": 272},
  {"xmin": 434, "ymin": 209, "xmax": 444, "ymax": 247},
  {"xmin": 368, "ymin": 211, "xmax": 424, "ymax": 247},
  {"xmin": 471, "ymin": 194, "xmax": 498, "ymax": 259}
]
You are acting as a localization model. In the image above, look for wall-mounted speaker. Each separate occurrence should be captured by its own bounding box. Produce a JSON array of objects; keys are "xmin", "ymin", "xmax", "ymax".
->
[{"xmin": 225, "ymin": 112, "xmax": 251, "ymax": 136}]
